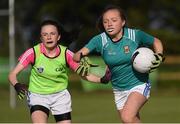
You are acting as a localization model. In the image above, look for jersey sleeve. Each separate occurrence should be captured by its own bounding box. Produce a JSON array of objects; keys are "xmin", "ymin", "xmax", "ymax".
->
[
  {"xmin": 18, "ymin": 48, "xmax": 34, "ymax": 68},
  {"xmin": 85, "ymin": 34, "xmax": 102, "ymax": 53},
  {"xmin": 136, "ymin": 29, "xmax": 154, "ymax": 47},
  {"xmin": 66, "ymin": 49, "xmax": 79, "ymax": 71}
]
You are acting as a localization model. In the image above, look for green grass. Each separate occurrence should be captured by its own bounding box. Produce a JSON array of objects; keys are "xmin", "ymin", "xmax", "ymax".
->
[
  {"xmin": 160, "ymin": 64, "xmax": 180, "ymax": 72},
  {"xmin": 1, "ymin": 86, "xmax": 180, "ymax": 123},
  {"xmin": 1, "ymin": 57, "xmax": 180, "ymax": 123}
]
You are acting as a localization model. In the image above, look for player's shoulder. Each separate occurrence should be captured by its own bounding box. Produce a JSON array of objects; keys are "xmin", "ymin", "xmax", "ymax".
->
[
  {"xmin": 124, "ymin": 27, "xmax": 142, "ymax": 38},
  {"xmin": 124, "ymin": 27, "xmax": 140, "ymax": 33},
  {"xmin": 24, "ymin": 47, "xmax": 34, "ymax": 54}
]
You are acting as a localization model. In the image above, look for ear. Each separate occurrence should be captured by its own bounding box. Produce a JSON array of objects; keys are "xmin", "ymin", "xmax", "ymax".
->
[
  {"xmin": 122, "ymin": 20, "xmax": 126, "ymax": 27},
  {"xmin": 58, "ymin": 35, "xmax": 61, "ymax": 41}
]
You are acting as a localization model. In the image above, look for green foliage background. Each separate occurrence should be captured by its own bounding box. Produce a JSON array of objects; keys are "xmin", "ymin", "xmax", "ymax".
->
[
  {"xmin": 0, "ymin": 0, "xmax": 180, "ymax": 123},
  {"xmin": 0, "ymin": 0, "xmax": 179, "ymax": 56}
]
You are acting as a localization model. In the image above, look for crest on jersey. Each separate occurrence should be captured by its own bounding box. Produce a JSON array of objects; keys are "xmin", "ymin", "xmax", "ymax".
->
[
  {"xmin": 37, "ymin": 67, "xmax": 44, "ymax": 73},
  {"xmin": 124, "ymin": 46, "xmax": 130, "ymax": 53}
]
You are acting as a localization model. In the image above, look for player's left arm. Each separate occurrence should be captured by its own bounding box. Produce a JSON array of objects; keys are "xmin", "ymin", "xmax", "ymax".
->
[
  {"xmin": 150, "ymin": 38, "xmax": 165, "ymax": 72},
  {"xmin": 153, "ymin": 38, "xmax": 163, "ymax": 54},
  {"xmin": 66, "ymin": 50, "xmax": 109, "ymax": 84},
  {"xmin": 136, "ymin": 29, "xmax": 165, "ymax": 72}
]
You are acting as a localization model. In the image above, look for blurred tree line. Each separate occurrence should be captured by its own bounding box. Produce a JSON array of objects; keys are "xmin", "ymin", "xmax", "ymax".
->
[{"xmin": 0, "ymin": 0, "xmax": 179, "ymax": 57}]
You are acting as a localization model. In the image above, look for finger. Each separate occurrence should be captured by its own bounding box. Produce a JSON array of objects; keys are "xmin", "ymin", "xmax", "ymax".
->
[
  {"xmin": 76, "ymin": 66, "xmax": 83, "ymax": 74},
  {"xmin": 18, "ymin": 93, "xmax": 25, "ymax": 100},
  {"xmin": 21, "ymin": 89, "xmax": 28, "ymax": 95},
  {"xmin": 82, "ymin": 68, "xmax": 86, "ymax": 77},
  {"xmin": 83, "ymin": 67, "xmax": 89, "ymax": 76},
  {"xmin": 152, "ymin": 61, "xmax": 160, "ymax": 65},
  {"xmin": 151, "ymin": 64, "xmax": 159, "ymax": 68},
  {"xmin": 80, "ymin": 66, "xmax": 85, "ymax": 76},
  {"xmin": 89, "ymin": 64, "xmax": 99, "ymax": 67},
  {"xmin": 20, "ymin": 90, "xmax": 26, "ymax": 95}
]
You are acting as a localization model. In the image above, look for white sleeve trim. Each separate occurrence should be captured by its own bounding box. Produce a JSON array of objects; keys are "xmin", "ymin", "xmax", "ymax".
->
[{"xmin": 100, "ymin": 32, "xmax": 108, "ymax": 54}]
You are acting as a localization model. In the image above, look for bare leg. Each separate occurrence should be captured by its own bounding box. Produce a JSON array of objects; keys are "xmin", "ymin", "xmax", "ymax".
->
[
  {"xmin": 31, "ymin": 110, "xmax": 48, "ymax": 123},
  {"xmin": 118, "ymin": 92, "xmax": 147, "ymax": 123}
]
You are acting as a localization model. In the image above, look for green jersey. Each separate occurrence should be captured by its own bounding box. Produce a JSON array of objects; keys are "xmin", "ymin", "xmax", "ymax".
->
[
  {"xmin": 85, "ymin": 27, "xmax": 154, "ymax": 90},
  {"xmin": 29, "ymin": 44, "xmax": 69, "ymax": 94}
]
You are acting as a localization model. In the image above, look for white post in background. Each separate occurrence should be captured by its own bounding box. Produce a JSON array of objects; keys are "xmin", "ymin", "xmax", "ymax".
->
[{"xmin": 9, "ymin": 0, "xmax": 16, "ymax": 109}]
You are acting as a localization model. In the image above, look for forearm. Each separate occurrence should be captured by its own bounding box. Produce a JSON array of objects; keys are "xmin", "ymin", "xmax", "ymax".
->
[
  {"xmin": 153, "ymin": 38, "xmax": 164, "ymax": 54},
  {"xmin": 84, "ymin": 74, "xmax": 101, "ymax": 83},
  {"xmin": 8, "ymin": 62, "xmax": 24, "ymax": 86},
  {"xmin": 8, "ymin": 71, "xmax": 18, "ymax": 86},
  {"xmin": 73, "ymin": 47, "xmax": 90, "ymax": 62}
]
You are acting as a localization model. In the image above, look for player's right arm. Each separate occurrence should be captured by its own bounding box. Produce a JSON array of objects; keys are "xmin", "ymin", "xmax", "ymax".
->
[
  {"xmin": 8, "ymin": 48, "xmax": 34, "ymax": 86},
  {"xmin": 9, "ymin": 62, "xmax": 28, "ymax": 99},
  {"xmin": 8, "ymin": 62, "xmax": 25, "ymax": 86},
  {"xmin": 73, "ymin": 47, "xmax": 90, "ymax": 62},
  {"xmin": 73, "ymin": 35, "xmax": 102, "ymax": 62},
  {"xmin": 8, "ymin": 48, "xmax": 34, "ymax": 99}
]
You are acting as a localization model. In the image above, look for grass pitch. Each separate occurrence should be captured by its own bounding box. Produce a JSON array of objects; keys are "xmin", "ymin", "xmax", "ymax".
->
[{"xmin": 1, "ymin": 86, "xmax": 180, "ymax": 123}]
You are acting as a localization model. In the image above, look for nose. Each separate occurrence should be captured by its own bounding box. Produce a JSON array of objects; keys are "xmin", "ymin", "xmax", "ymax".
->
[
  {"xmin": 47, "ymin": 34, "xmax": 52, "ymax": 39},
  {"xmin": 107, "ymin": 21, "xmax": 112, "ymax": 26}
]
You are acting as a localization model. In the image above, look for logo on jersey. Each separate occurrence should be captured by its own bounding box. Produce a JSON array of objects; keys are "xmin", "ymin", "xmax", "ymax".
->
[
  {"xmin": 55, "ymin": 67, "xmax": 63, "ymax": 72},
  {"xmin": 124, "ymin": 46, "xmax": 130, "ymax": 53},
  {"xmin": 55, "ymin": 65, "xmax": 65, "ymax": 73},
  {"xmin": 37, "ymin": 67, "xmax": 44, "ymax": 73}
]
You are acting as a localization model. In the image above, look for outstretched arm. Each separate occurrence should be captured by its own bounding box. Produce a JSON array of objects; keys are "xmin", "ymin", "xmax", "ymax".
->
[
  {"xmin": 9, "ymin": 62, "xmax": 24, "ymax": 86},
  {"xmin": 9, "ymin": 62, "xmax": 28, "ymax": 100},
  {"xmin": 73, "ymin": 47, "xmax": 90, "ymax": 62},
  {"xmin": 82, "ymin": 66, "xmax": 111, "ymax": 84},
  {"xmin": 83, "ymin": 73, "xmax": 101, "ymax": 83}
]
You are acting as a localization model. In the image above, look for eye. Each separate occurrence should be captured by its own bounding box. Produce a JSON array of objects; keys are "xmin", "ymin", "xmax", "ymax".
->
[
  {"xmin": 103, "ymin": 21, "xmax": 107, "ymax": 24},
  {"xmin": 51, "ymin": 32, "xmax": 55, "ymax": 35},
  {"xmin": 112, "ymin": 18, "xmax": 118, "ymax": 22},
  {"xmin": 41, "ymin": 33, "xmax": 48, "ymax": 37}
]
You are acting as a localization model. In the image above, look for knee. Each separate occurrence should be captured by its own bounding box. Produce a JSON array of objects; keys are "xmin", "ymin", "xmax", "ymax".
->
[{"xmin": 120, "ymin": 111, "xmax": 134, "ymax": 123}]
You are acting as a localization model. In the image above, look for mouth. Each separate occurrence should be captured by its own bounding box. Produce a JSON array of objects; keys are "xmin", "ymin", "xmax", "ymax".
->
[
  {"xmin": 46, "ymin": 41, "xmax": 53, "ymax": 44},
  {"xmin": 107, "ymin": 28, "xmax": 114, "ymax": 33}
]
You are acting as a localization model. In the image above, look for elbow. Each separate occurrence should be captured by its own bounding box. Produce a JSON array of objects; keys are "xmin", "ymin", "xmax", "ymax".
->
[{"xmin": 8, "ymin": 71, "xmax": 16, "ymax": 86}]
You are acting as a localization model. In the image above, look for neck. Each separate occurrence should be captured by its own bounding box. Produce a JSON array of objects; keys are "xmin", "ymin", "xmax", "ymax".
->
[
  {"xmin": 45, "ymin": 47, "xmax": 57, "ymax": 57},
  {"xmin": 111, "ymin": 29, "xmax": 123, "ymax": 42}
]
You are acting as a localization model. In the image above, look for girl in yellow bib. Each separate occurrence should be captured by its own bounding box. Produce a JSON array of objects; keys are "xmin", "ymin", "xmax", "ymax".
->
[{"xmin": 8, "ymin": 20, "xmax": 105, "ymax": 123}]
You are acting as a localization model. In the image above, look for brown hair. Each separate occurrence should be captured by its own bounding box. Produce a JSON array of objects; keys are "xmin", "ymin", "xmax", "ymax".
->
[
  {"xmin": 40, "ymin": 19, "xmax": 61, "ymax": 35},
  {"xmin": 96, "ymin": 5, "xmax": 127, "ymax": 32}
]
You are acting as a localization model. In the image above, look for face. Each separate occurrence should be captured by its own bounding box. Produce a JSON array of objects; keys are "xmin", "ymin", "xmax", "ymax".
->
[
  {"xmin": 102, "ymin": 9, "xmax": 125, "ymax": 38},
  {"xmin": 40, "ymin": 24, "xmax": 60, "ymax": 50}
]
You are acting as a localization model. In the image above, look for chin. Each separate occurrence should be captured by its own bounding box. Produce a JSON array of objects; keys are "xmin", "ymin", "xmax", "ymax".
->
[
  {"xmin": 107, "ymin": 32, "xmax": 116, "ymax": 36},
  {"xmin": 46, "ymin": 44, "xmax": 56, "ymax": 49}
]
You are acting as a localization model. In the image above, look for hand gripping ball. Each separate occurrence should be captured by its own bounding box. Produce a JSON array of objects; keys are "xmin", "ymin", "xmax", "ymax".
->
[{"xmin": 132, "ymin": 47, "xmax": 156, "ymax": 73}]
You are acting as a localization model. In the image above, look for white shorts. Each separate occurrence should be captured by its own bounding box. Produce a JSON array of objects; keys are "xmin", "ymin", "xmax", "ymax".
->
[
  {"xmin": 113, "ymin": 83, "xmax": 151, "ymax": 110},
  {"xmin": 27, "ymin": 89, "xmax": 72, "ymax": 115}
]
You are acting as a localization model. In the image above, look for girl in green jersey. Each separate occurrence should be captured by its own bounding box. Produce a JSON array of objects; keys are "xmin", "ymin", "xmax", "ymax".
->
[{"xmin": 73, "ymin": 5, "xmax": 164, "ymax": 123}]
